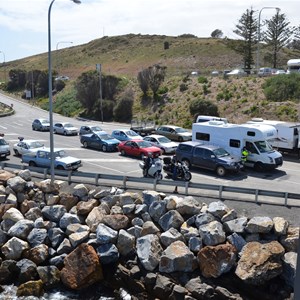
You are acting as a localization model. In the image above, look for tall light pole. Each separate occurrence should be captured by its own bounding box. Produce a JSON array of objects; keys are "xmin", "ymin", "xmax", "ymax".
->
[
  {"xmin": 56, "ymin": 41, "xmax": 73, "ymax": 76},
  {"xmin": 256, "ymin": 7, "xmax": 280, "ymax": 71},
  {"xmin": 0, "ymin": 51, "xmax": 6, "ymax": 83},
  {"xmin": 48, "ymin": 0, "xmax": 80, "ymax": 184}
]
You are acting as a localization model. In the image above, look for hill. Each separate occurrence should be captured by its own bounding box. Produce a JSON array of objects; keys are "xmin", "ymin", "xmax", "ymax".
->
[{"xmin": 1, "ymin": 34, "xmax": 299, "ymax": 126}]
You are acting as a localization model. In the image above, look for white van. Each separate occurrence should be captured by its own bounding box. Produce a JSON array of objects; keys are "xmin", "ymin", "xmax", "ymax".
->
[
  {"xmin": 196, "ymin": 115, "xmax": 228, "ymax": 123},
  {"xmin": 258, "ymin": 67, "xmax": 272, "ymax": 77},
  {"xmin": 192, "ymin": 121, "xmax": 283, "ymax": 171}
]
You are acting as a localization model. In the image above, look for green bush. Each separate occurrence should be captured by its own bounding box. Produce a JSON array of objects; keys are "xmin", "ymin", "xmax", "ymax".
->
[
  {"xmin": 197, "ymin": 76, "xmax": 208, "ymax": 84},
  {"xmin": 179, "ymin": 83, "xmax": 188, "ymax": 92},
  {"xmin": 263, "ymin": 73, "xmax": 300, "ymax": 102},
  {"xmin": 189, "ymin": 98, "xmax": 219, "ymax": 121}
]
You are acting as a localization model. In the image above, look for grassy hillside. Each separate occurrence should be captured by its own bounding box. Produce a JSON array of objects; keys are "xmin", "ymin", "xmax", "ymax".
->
[{"xmin": 1, "ymin": 34, "xmax": 299, "ymax": 126}]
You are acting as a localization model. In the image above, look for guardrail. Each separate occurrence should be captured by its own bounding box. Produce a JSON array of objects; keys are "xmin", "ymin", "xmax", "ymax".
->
[{"xmin": 1, "ymin": 162, "xmax": 300, "ymax": 207}]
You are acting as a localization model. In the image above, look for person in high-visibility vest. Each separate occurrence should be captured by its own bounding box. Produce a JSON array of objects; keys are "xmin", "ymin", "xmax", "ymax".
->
[{"xmin": 241, "ymin": 147, "xmax": 249, "ymax": 170}]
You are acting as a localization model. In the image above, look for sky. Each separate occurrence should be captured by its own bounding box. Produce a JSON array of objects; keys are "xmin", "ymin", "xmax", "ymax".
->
[{"xmin": 0, "ymin": 0, "xmax": 299, "ymax": 62}]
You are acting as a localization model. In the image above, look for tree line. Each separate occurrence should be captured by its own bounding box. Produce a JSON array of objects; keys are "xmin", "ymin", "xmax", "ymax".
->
[{"xmin": 211, "ymin": 7, "xmax": 300, "ymax": 71}]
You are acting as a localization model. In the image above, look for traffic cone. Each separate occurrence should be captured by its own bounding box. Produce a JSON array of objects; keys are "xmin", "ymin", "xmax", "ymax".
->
[{"xmin": 173, "ymin": 186, "xmax": 178, "ymax": 194}]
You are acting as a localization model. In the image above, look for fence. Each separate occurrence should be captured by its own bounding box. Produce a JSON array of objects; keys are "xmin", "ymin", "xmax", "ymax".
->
[{"xmin": 1, "ymin": 162, "xmax": 300, "ymax": 207}]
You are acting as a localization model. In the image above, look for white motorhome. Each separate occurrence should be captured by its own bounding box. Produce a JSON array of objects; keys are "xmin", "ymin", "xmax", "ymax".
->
[
  {"xmin": 287, "ymin": 59, "xmax": 300, "ymax": 74},
  {"xmin": 192, "ymin": 121, "xmax": 283, "ymax": 171},
  {"xmin": 247, "ymin": 118, "xmax": 300, "ymax": 155},
  {"xmin": 196, "ymin": 115, "xmax": 228, "ymax": 123}
]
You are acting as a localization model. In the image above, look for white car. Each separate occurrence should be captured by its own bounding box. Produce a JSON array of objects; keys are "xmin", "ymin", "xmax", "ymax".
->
[
  {"xmin": 53, "ymin": 122, "xmax": 78, "ymax": 136},
  {"xmin": 226, "ymin": 69, "xmax": 247, "ymax": 77},
  {"xmin": 143, "ymin": 134, "xmax": 178, "ymax": 154},
  {"xmin": 13, "ymin": 138, "xmax": 45, "ymax": 156}
]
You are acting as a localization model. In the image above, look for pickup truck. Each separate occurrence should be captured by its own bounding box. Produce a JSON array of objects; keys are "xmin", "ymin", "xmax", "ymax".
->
[
  {"xmin": 130, "ymin": 119, "xmax": 156, "ymax": 137},
  {"xmin": 22, "ymin": 148, "xmax": 82, "ymax": 170},
  {"xmin": 175, "ymin": 141, "xmax": 242, "ymax": 177},
  {"xmin": 0, "ymin": 134, "xmax": 10, "ymax": 159}
]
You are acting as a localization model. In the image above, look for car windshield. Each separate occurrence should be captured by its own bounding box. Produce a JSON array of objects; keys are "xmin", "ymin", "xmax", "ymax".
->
[
  {"xmin": 91, "ymin": 126, "xmax": 102, "ymax": 131},
  {"xmin": 64, "ymin": 123, "xmax": 73, "ymax": 128},
  {"xmin": 28, "ymin": 141, "xmax": 44, "ymax": 149},
  {"xmin": 157, "ymin": 136, "xmax": 171, "ymax": 143},
  {"xmin": 125, "ymin": 130, "xmax": 139, "ymax": 137},
  {"xmin": 99, "ymin": 134, "xmax": 112, "ymax": 140},
  {"xmin": 175, "ymin": 127, "xmax": 187, "ymax": 133},
  {"xmin": 0, "ymin": 139, "xmax": 8, "ymax": 146},
  {"xmin": 54, "ymin": 150, "xmax": 67, "ymax": 157},
  {"xmin": 40, "ymin": 119, "xmax": 49, "ymax": 124},
  {"xmin": 136, "ymin": 140, "xmax": 152, "ymax": 148},
  {"xmin": 254, "ymin": 140, "xmax": 273, "ymax": 153},
  {"xmin": 213, "ymin": 148, "xmax": 230, "ymax": 157}
]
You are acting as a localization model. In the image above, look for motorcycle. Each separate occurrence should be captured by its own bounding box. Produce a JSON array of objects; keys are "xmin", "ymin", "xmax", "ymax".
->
[
  {"xmin": 163, "ymin": 156, "xmax": 192, "ymax": 181},
  {"xmin": 139, "ymin": 157, "xmax": 163, "ymax": 180}
]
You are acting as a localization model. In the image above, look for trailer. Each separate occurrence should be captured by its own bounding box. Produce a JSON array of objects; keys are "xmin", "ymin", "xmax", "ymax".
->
[
  {"xmin": 246, "ymin": 118, "xmax": 300, "ymax": 157},
  {"xmin": 192, "ymin": 121, "xmax": 283, "ymax": 171},
  {"xmin": 287, "ymin": 59, "xmax": 300, "ymax": 74},
  {"xmin": 130, "ymin": 119, "xmax": 156, "ymax": 136}
]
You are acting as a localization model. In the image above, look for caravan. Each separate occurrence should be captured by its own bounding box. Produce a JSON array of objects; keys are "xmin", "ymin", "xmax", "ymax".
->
[
  {"xmin": 192, "ymin": 121, "xmax": 283, "ymax": 171},
  {"xmin": 247, "ymin": 118, "xmax": 300, "ymax": 155}
]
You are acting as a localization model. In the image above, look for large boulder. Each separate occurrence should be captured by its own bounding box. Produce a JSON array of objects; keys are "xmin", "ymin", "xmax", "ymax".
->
[
  {"xmin": 60, "ymin": 243, "xmax": 103, "ymax": 290},
  {"xmin": 235, "ymin": 241, "xmax": 285, "ymax": 285}
]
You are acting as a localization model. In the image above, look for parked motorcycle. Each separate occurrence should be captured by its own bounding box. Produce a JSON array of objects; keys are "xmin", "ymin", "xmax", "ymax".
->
[
  {"xmin": 139, "ymin": 157, "xmax": 163, "ymax": 180},
  {"xmin": 163, "ymin": 156, "xmax": 192, "ymax": 181}
]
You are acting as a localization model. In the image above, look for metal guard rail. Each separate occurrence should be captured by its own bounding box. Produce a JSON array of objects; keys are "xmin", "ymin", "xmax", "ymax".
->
[{"xmin": 1, "ymin": 162, "xmax": 300, "ymax": 207}]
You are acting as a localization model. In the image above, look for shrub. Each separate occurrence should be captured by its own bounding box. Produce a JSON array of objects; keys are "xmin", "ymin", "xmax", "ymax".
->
[
  {"xmin": 263, "ymin": 73, "xmax": 300, "ymax": 102},
  {"xmin": 180, "ymin": 83, "xmax": 188, "ymax": 92},
  {"xmin": 189, "ymin": 98, "xmax": 219, "ymax": 120},
  {"xmin": 197, "ymin": 76, "xmax": 208, "ymax": 84}
]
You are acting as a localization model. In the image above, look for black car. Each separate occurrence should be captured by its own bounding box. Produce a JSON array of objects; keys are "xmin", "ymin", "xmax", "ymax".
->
[{"xmin": 175, "ymin": 141, "xmax": 242, "ymax": 177}]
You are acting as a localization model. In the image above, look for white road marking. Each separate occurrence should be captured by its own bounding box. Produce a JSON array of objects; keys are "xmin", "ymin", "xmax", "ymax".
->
[{"xmin": 82, "ymin": 158, "xmax": 134, "ymax": 162}]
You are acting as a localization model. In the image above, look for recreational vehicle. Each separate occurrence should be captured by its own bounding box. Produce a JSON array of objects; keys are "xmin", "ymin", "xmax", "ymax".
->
[
  {"xmin": 247, "ymin": 118, "xmax": 300, "ymax": 155},
  {"xmin": 192, "ymin": 121, "xmax": 283, "ymax": 171},
  {"xmin": 287, "ymin": 59, "xmax": 300, "ymax": 74}
]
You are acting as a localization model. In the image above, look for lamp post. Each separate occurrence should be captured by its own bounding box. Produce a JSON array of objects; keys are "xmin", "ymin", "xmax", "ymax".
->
[
  {"xmin": 48, "ymin": 0, "xmax": 80, "ymax": 184},
  {"xmin": 56, "ymin": 41, "xmax": 73, "ymax": 76},
  {"xmin": 256, "ymin": 7, "xmax": 280, "ymax": 71},
  {"xmin": 0, "ymin": 51, "xmax": 6, "ymax": 83}
]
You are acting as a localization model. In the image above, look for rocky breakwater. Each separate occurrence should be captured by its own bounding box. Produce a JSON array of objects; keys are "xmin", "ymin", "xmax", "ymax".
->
[{"xmin": 0, "ymin": 169, "xmax": 298, "ymax": 300}]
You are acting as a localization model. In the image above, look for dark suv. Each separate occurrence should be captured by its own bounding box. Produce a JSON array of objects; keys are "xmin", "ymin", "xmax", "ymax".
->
[{"xmin": 175, "ymin": 141, "xmax": 242, "ymax": 177}]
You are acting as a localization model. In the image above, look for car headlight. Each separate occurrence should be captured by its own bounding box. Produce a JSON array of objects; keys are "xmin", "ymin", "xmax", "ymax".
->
[{"xmin": 268, "ymin": 156, "xmax": 274, "ymax": 163}]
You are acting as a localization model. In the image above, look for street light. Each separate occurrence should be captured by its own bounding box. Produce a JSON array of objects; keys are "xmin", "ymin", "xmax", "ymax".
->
[
  {"xmin": 48, "ymin": 0, "xmax": 80, "ymax": 184},
  {"xmin": 256, "ymin": 7, "xmax": 280, "ymax": 70},
  {"xmin": 0, "ymin": 51, "xmax": 6, "ymax": 83},
  {"xmin": 56, "ymin": 41, "xmax": 73, "ymax": 76}
]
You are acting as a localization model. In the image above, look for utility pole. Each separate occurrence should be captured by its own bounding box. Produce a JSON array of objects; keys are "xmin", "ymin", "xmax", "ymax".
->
[{"xmin": 96, "ymin": 63, "xmax": 103, "ymax": 123}]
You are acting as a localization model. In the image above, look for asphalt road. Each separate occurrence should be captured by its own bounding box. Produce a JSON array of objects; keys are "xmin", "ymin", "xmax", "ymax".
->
[{"xmin": 1, "ymin": 92, "xmax": 300, "ymax": 225}]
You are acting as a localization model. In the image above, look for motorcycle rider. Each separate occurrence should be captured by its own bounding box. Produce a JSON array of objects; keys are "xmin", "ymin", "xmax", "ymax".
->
[
  {"xmin": 171, "ymin": 155, "xmax": 178, "ymax": 180},
  {"xmin": 143, "ymin": 153, "xmax": 153, "ymax": 177}
]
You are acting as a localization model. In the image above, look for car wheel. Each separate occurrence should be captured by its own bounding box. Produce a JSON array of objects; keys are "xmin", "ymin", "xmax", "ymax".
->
[
  {"xmin": 53, "ymin": 129, "xmax": 57, "ymax": 134},
  {"xmin": 102, "ymin": 145, "xmax": 107, "ymax": 152},
  {"xmin": 254, "ymin": 162, "xmax": 264, "ymax": 172},
  {"xmin": 120, "ymin": 149, "xmax": 126, "ymax": 156},
  {"xmin": 14, "ymin": 149, "xmax": 20, "ymax": 156},
  {"xmin": 216, "ymin": 166, "xmax": 226, "ymax": 177},
  {"xmin": 64, "ymin": 131, "xmax": 67, "ymax": 136},
  {"xmin": 178, "ymin": 136, "xmax": 184, "ymax": 142},
  {"xmin": 29, "ymin": 161, "xmax": 37, "ymax": 167},
  {"xmin": 57, "ymin": 165, "xmax": 64, "ymax": 170},
  {"xmin": 184, "ymin": 172, "xmax": 192, "ymax": 181},
  {"xmin": 182, "ymin": 159, "xmax": 191, "ymax": 169},
  {"xmin": 155, "ymin": 172, "xmax": 163, "ymax": 180},
  {"xmin": 32, "ymin": 126, "xmax": 35, "ymax": 131},
  {"xmin": 83, "ymin": 141, "xmax": 88, "ymax": 148}
]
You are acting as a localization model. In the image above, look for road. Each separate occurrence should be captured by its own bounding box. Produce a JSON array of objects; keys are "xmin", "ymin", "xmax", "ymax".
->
[{"xmin": 0, "ymin": 92, "xmax": 299, "ymax": 197}]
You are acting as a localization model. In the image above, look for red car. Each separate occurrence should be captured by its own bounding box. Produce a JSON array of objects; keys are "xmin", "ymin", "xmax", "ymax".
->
[{"xmin": 117, "ymin": 139, "xmax": 161, "ymax": 159}]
